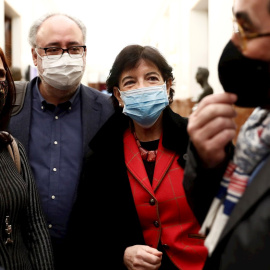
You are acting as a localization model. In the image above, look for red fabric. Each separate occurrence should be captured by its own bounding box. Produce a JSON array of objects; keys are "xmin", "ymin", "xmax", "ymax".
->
[{"xmin": 123, "ymin": 129, "xmax": 207, "ymax": 270}]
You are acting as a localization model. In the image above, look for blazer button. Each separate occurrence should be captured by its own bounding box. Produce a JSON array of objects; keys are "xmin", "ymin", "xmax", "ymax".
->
[
  {"xmin": 162, "ymin": 244, "xmax": 170, "ymax": 250},
  {"xmin": 149, "ymin": 198, "xmax": 155, "ymax": 205},
  {"xmin": 153, "ymin": 221, "xmax": 159, "ymax": 228}
]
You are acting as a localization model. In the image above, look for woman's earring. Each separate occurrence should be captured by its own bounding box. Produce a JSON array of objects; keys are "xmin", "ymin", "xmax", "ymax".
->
[{"xmin": 119, "ymin": 103, "xmax": 122, "ymax": 107}]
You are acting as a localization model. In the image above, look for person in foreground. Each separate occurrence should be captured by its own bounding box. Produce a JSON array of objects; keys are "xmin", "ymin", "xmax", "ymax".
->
[
  {"xmin": 0, "ymin": 47, "xmax": 54, "ymax": 269},
  {"xmin": 8, "ymin": 13, "xmax": 114, "ymax": 269},
  {"xmin": 183, "ymin": 0, "xmax": 270, "ymax": 269},
  {"xmin": 67, "ymin": 44, "xmax": 207, "ymax": 270}
]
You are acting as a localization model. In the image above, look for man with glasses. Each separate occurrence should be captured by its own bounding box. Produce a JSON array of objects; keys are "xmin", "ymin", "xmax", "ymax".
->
[
  {"xmin": 183, "ymin": 0, "xmax": 270, "ymax": 269},
  {"xmin": 9, "ymin": 13, "xmax": 114, "ymax": 269}
]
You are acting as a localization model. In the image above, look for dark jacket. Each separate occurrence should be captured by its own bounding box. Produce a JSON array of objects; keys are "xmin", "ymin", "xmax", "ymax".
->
[
  {"xmin": 67, "ymin": 106, "xmax": 189, "ymax": 269},
  {"xmin": 0, "ymin": 139, "xmax": 54, "ymax": 270},
  {"xmin": 9, "ymin": 77, "xmax": 115, "ymax": 156},
  {"xmin": 183, "ymin": 142, "xmax": 270, "ymax": 270}
]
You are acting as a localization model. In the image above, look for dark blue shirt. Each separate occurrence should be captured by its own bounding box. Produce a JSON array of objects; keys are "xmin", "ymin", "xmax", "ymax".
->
[{"xmin": 28, "ymin": 81, "xmax": 83, "ymax": 239}]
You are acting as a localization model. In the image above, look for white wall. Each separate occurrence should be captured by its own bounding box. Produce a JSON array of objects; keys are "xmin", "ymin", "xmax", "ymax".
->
[
  {"xmin": 208, "ymin": 0, "xmax": 234, "ymax": 94},
  {"xmin": 0, "ymin": 0, "xmax": 4, "ymax": 50},
  {"xmin": 189, "ymin": 10, "xmax": 208, "ymax": 99}
]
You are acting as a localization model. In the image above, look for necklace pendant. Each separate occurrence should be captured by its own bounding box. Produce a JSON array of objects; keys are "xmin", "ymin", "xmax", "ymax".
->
[
  {"xmin": 133, "ymin": 132, "xmax": 157, "ymax": 162},
  {"xmin": 147, "ymin": 151, "xmax": 157, "ymax": 162},
  {"xmin": 140, "ymin": 148, "xmax": 148, "ymax": 160}
]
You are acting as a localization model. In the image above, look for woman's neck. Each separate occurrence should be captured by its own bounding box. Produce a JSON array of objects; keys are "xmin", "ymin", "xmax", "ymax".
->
[{"xmin": 132, "ymin": 115, "xmax": 163, "ymax": 142}]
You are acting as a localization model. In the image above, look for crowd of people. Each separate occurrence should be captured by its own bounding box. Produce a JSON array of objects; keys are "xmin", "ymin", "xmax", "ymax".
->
[{"xmin": 0, "ymin": 0, "xmax": 270, "ymax": 269}]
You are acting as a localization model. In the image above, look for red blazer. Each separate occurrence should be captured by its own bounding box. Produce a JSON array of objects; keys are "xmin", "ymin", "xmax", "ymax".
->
[
  {"xmin": 67, "ymin": 107, "xmax": 207, "ymax": 270},
  {"xmin": 124, "ymin": 129, "xmax": 207, "ymax": 270}
]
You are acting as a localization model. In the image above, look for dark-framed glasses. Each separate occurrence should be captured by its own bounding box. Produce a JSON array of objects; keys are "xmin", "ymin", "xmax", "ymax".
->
[
  {"xmin": 233, "ymin": 19, "xmax": 270, "ymax": 50},
  {"xmin": 35, "ymin": 45, "xmax": 86, "ymax": 60}
]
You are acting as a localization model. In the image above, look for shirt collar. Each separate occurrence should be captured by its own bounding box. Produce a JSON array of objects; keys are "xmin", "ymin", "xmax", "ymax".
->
[{"xmin": 34, "ymin": 79, "xmax": 81, "ymax": 112}]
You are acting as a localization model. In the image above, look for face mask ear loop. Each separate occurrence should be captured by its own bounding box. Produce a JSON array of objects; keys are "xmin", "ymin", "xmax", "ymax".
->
[
  {"xmin": 164, "ymin": 81, "xmax": 170, "ymax": 99},
  {"xmin": 35, "ymin": 48, "xmax": 44, "ymax": 59},
  {"xmin": 118, "ymin": 88, "xmax": 124, "ymax": 108}
]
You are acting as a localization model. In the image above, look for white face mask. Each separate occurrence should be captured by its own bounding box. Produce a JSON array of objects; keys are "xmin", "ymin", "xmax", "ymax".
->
[{"xmin": 38, "ymin": 53, "xmax": 85, "ymax": 90}]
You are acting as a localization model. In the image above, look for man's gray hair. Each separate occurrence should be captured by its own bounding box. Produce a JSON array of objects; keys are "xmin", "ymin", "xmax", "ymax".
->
[{"xmin": 28, "ymin": 13, "xmax": 87, "ymax": 47}]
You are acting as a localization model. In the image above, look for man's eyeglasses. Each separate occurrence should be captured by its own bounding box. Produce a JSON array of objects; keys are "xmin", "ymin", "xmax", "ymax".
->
[
  {"xmin": 35, "ymin": 45, "xmax": 86, "ymax": 60},
  {"xmin": 233, "ymin": 20, "xmax": 270, "ymax": 50}
]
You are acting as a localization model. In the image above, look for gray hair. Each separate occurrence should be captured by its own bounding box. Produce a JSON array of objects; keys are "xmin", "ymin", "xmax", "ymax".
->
[{"xmin": 28, "ymin": 13, "xmax": 87, "ymax": 47}]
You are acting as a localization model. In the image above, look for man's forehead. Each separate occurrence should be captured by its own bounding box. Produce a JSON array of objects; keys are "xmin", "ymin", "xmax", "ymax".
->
[
  {"xmin": 39, "ymin": 16, "xmax": 80, "ymax": 34},
  {"xmin": 36, "ymin": 16, "xmax": 83, "ymax": 46}
]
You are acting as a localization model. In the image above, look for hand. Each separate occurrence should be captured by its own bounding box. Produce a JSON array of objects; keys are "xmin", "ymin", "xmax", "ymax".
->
[
  {"xmin": 123, "ymin": 245, "xmax": 162, "ymax": 270},
  {"xmin": 188, "ymin": 92, "xmax": 237, "ymax": 168}
]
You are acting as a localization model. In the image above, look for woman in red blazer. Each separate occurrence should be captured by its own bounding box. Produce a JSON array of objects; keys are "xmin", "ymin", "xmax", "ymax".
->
[{"xmin": 67, "ymin": 45, "xmax": 207, "ymax": 270}]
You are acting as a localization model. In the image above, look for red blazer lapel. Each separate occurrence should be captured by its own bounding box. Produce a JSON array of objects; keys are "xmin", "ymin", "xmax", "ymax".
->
[
  {"xmin": 123, "ymin": 129, "xmax": 153, "ymax": 192},
  {"xmin": 152, "ymin": 133, "xmax": 177, "ymax": 191}
]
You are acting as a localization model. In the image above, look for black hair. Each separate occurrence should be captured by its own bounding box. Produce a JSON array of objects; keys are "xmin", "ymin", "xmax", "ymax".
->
[
  {"xmin": 106, "ymin": 45, "xmax": 175, "ymax": 109},
  {"xmin": 0, "ymin": 47, "xmax": 16, "ymax": 147}
]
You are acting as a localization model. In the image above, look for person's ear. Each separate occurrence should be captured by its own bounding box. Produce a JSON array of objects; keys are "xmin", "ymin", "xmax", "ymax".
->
[
  {"xmin": 32, "ymin": 48, "xmax": 38, "ymax": 66},
  {"xmin": 166, "ymin": 79, "xmax": 172, "ymax": 95},
  {"xmin": 113, "ymin": 87, "xmax": 124, "ymax": 107}
]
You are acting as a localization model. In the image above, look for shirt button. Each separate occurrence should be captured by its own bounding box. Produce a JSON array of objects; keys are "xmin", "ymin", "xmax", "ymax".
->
[
  {"xmin": 53, "ymin": 168, "xmax": 57, "ymax": 172},
  {"xmin": 55, "ymin": 116, "xmax": 59, "ymax": 120},
  {"xmin": 54, "ymin": 141, "xmax": 58, "ymax": 145},
  {"xmin": 153, "ymin": 221, "xmax": 159, "ymax": 228},
  {"xmin": 48, "ymin": 224, "xmax": 52, "ymax": 228},
  {"xmin": 149, "ymin": 198, "xmax": 155, "ymax": 206},
  {"xmin": 183, "ymin": 153, "xmax": 188, "ymax": 160},
  {"xmin": 51, "ymin": 195, "xmax": 55, "ymax": 199}
]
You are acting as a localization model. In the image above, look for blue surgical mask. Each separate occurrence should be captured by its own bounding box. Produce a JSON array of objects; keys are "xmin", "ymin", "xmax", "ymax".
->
[{"xmin": 119, "ymin": 82, "xmax": 169, "ymax": 128}]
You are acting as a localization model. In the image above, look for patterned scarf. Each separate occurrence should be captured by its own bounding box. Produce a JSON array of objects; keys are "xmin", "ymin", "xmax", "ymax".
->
[{"xmin": 199, "ymin": 107, "xmax": 270, "ymax": 256}]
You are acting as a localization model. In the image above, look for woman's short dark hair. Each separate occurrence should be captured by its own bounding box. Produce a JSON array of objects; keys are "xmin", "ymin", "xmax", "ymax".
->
[
  {"xmin": 0, "ymin": 47, "xmax": 16, "ymax": 146},
  {"xmin": 106, "ymin": 45, "xmax": 175, "ymax": 109}
]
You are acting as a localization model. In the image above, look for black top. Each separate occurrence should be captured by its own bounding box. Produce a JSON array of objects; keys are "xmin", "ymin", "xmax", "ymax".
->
[{"xmin": 141, "ymin": 140, "xmax": 159, "ymax": 184}]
